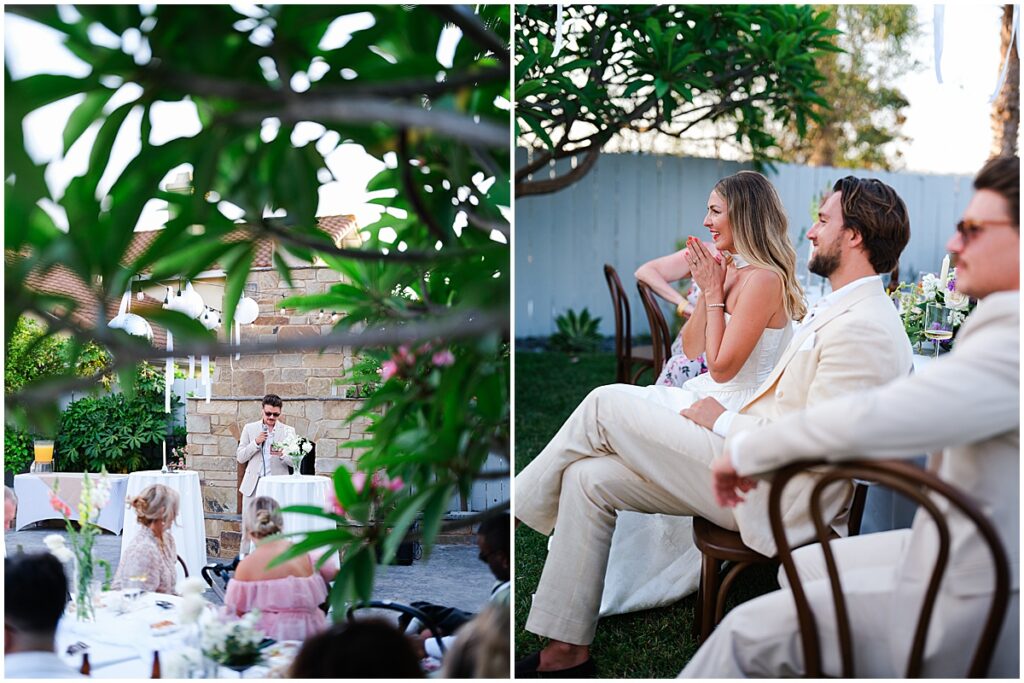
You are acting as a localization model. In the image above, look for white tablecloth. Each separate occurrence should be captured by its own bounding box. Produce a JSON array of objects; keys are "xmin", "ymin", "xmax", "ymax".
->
[
  {"xmin": 57, "ymin": 591, "xmax": 301, "ymax": 678},
  {"xmin": 254, "ymin": 474, "xmax": 334, "ymax": 539},
  {"xmin": 14, "ymin": 473, "xmax": 129, "ymax": 533},
  {"xmin": 57, "ymin": 591, "xmax": 190, "ymax": 678},
  {"xmin": 120, "ymin": 471, "xmax": 207, "ymax": 580},
  {"xmin": 912, "ymin": 352, "xmax": 935, "ymax": 373}
]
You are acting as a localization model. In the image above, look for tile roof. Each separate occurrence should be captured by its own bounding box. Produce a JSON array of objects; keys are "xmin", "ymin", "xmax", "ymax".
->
[{"xmin": 13, "ymin": 215, "xmax": 362, "ymax": 348}]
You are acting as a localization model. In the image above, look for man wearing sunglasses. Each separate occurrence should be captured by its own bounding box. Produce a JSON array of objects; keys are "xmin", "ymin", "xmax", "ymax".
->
[
  {"xmin": 237, "ymin": 394, "xmax": 297, "ymax": 512},
  {"xmin": 684, "ymin": 156, "xmax": 1019, "ymax": 676}
]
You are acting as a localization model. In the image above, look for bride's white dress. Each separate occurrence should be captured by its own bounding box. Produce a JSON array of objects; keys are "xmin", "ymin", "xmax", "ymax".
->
[{"xmin": 598, "ymin": 313, "xmax": 793, "ymax": 616}]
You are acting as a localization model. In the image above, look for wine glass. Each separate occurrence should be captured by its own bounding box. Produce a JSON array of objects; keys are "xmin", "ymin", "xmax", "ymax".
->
[
  {"xmin": 924, "ymin": 303, "xmax": 954, "ymax": 359},
  {"xmin": 122, "ymin": 574, "xmax": 147, "ymax": 611}
]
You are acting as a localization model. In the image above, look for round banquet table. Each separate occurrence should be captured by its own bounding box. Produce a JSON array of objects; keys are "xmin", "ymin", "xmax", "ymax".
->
[
  {"xmin": 55, "ymin": 592, "xmax": 302, "ymax": 678},
  {"xmin": 120, "ymin": 470, "xmax": 208, "ymax": 580},
  {"xmin": 254, "ymin": 474, "xmax": 335, "ymax": 539},
  {"xmin": 56, "ymin": 591, "xmax": 189, "ymax": 678}
]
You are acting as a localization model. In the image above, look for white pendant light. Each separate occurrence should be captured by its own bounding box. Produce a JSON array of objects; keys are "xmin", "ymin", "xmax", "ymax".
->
[{"xmin": 182, "ymin": 281, "xmax": 205, "ymax": 319}]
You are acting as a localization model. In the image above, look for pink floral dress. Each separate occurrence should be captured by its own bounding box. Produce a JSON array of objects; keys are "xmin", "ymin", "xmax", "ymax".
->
[{"xmin": 111, "ymin": 524, "xmax": 178, "ymax": 594}]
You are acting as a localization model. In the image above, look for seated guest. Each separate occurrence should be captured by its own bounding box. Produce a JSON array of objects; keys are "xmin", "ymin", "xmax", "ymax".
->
[
  {"xmin": 407, "ymin": 513, "xmax": 511, "ymax": 659},
  {"xmin": 682, "ymin": 156, "xmax": 1020, "ymax": 677},
  {"xmin": 5, "ymin": 486, "xmax": 17, "ymax": 557},
  {"xmin": 441, "ymin": 603, "xmax": 511, "ymax": 678},
  {"xmin": 5, "ymin": 552, "xmax": 84, "ymax": 678},
  {"xmin": 112, "ymin": 484, "xmax": 180, "ymax": 594},
  {"xmin": 5, "ymin": 485, "xmax": 17, "ymax": 529},
  {"xmin": 225, "ymin": 496, "xmax": 337, "ymax": 641},
  {"xmin": 289, "ymin": 618, "xmax": 424, "ymax": 678}
]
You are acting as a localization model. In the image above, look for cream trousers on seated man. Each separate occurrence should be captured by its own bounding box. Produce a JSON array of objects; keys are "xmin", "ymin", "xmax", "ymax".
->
[
  {"xmin": 516, "ymin": 383, "xmax": 737, "ymax": 645},
  {"xmin": 680, "ymin": 529, "xmax": 1020, "ymax": 677}
]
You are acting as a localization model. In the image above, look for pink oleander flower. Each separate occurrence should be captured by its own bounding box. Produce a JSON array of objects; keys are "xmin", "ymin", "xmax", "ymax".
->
[
  {"xmin": 351, "ymin": 470, "xmax": 368, "ymax": 494},
  {"xmin": 49, "ymin": 492, "xmax": 72, "ymax": 518},
  {"xmin": 380, "ymin": 359, "xmax": 399, "ymax": 381},
  {"xmin": 431, "ymin": 349, "xmax": 455, "ymax": 367},
  {"xmin": 324, "ymin": 489, "xmax": 345, "ymax": 517},
  {"xmin": 385, "ymin": 475, "xmax": 404, "ymax": 492},
  {"xmin": 397, "ymin": 345, "xmax": 413, "ymax": 363}
]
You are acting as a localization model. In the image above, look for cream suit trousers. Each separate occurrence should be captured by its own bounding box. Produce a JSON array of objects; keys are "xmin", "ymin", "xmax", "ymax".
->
[
  {"xmin": 680, "ymin": 529, "xmax": 1020, "ymax": 677},
  {"xmin": 516, "ymin": 383, "xmax": 737, "ymax": 645}
]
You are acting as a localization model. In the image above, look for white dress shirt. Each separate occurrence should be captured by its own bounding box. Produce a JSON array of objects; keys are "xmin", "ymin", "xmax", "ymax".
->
[
  {"xmin": 5, "ymin": 651, "xmax": 85, "ymax": 678},
  {"xmin": 717, "ymin": 275, "xmax": 884, "ymax": 464}
]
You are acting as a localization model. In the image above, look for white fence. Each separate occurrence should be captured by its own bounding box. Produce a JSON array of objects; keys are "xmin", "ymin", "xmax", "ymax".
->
[{"xmin": 515, "ymin": 151, "xmax": 974, "ymax": 337}]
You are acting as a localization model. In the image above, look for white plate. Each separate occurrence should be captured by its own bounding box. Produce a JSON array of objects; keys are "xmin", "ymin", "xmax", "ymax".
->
[{"xmin": 149, "ymin": 623, "xmax": 182, "ymax": 637}]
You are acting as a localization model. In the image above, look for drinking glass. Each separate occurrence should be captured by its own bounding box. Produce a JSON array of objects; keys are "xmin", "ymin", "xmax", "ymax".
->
[
  {"xmin": 122, "ymin": 574, "xmax": 147, "ymax": 610},
  {"xmin": 924, "ymin": 304, "xmax": 953, "ymax": 358}
]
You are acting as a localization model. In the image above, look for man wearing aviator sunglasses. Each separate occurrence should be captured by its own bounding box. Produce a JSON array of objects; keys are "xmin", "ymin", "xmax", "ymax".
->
[
  {"xmin": 237, "ymin": 394, "xmax": 297, "ymax": 515},
  {"xmin": 687, "ymin": 156, "xmax": 1019, "ymax": 677}
]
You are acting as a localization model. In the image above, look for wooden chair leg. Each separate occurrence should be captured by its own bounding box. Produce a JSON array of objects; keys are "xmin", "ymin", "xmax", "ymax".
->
[{"xmin": 698, "ymin": 554, "xmax": 720, "ymax": 643}]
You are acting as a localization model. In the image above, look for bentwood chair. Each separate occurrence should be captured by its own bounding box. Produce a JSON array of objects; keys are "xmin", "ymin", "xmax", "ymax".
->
[
  {"xmin": 769, "ymin": 459, "xmax": 1010, "ymax": 677},
  {"xmin": 691, "ymin": 480, "xmax": 868, "ymax": 642},
  {"xmin": 636, "ymin": 281, "xmax": 674, "ymax": 378},
  {"xmin": 603, "ymin": 264, "xmax": 656, "ymax": 384}
]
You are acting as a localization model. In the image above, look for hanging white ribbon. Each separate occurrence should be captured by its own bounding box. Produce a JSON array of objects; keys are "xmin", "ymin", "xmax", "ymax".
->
[
  {"xmin": 990, "ymin": 5, "xmax": 1020, "ymax": 103},
  {"xmin": 933, "ymin": 5, "xmax": 945, "ymax": 84},
  {"xmin": 188, "ymin": 355, "xmax": 195, "ymax": 379},
  {"xmin": 165, "ymin": 330, "xmax": 174, "ymax": 414},
  {"xmin": 553, "ymin": 3, "xmax": 564, "ymax": 58},
  {"xmin": 201, "ymin": 354, "xmax": 210, "ymax": 404},
  {"xmin": 234, "ymin": 320, "xmax": 241, "ymax": 360}
]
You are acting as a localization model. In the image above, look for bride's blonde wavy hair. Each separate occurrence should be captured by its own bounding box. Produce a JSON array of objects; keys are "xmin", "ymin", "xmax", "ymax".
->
[{"xmin": 713, "ymin": 171, "xmax": 807, "ymax": 321}]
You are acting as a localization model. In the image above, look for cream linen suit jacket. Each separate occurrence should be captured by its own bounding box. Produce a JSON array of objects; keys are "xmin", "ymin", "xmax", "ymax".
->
[
  {"xmin": 236, "ymin": 420, "xmax": 296, "ymax": 497},
  {"xmin": 728, "ymin": 291, "xmax": 1019, "ymax": 674},
  {"xmin": 727, "ymin": 279, "xmax": 913, "ymax": 556}
]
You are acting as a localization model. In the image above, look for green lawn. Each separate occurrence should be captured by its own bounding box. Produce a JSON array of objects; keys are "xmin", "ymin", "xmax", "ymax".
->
[{"xmin": 514, "ymin": 351, "xmax": 778, "ymax": 678}]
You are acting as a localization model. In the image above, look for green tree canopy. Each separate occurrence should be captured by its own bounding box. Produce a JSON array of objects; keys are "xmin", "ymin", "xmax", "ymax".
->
[
  {"xmin": 6, "ymin": 4, "xmax": 509, "ymax": 610},
  {"xmin": 515, "ymin": 4, "xmax": 840, "ymax": 196},
  {"xmin": 773, "ymin": 5, "xmax": 921, "ymax": 169}
]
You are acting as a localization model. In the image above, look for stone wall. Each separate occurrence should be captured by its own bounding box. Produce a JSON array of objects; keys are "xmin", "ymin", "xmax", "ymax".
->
[{"xmin": 185, "ymin": 263, "xmax": 373, "ymax": 558}]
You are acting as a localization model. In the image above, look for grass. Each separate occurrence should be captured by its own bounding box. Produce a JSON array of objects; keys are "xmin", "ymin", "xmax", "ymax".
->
[{"xmin": 514, "ymin": 350, "xmax": 779, "ymax": 678}]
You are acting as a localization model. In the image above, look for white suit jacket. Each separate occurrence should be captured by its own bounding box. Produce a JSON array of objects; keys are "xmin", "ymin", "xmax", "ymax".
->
[
  {"xmin": 727, "ymin": 279, "xmax": 914, "ymax": 555},
  {"xmin": 731, "ymin": 291, "xmax": 1019, "ymax": 674},
  {"xmin": 236, "ymin": 420, "xmax": 296, "ymax": 496}
]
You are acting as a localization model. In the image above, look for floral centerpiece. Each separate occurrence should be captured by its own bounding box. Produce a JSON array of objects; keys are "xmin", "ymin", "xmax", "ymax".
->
[
  {"xmin": 47, "ymin": 469, "xmax": 113, "ymax": 621},
  {"xmin": 894, "ymin": 266, "xmax": 974, "ymax": 350},
  {"xmin": 272, "ymin": 433, "xmax": 313, "ymax": 475},
  {"xmin": 199, "ymin": 609, "xmax": 265, "ymax": 671},
  {"xmin": 168, "ymin": 445, "xmax": 188, "ymax": 470}
]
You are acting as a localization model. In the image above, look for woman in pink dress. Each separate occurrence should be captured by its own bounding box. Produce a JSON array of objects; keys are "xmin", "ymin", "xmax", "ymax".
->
[{"xmin": 224, "ymin": 496, "xmax": 338, "ymax": 641}]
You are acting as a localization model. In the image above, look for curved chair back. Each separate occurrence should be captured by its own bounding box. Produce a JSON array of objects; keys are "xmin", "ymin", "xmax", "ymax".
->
[
  {"xmin": 347, "ymin": 600, "xmax": 448, "ymax": 655},
  {"xmin": 604, "ymin": 264, "xmax": 633, "ymax": 383},
  {"xmin": 768, "ymin": 459, "xmax": 1010, "ymax": 678},
  {"xmin": 637, "ymin": 282, "xmax": 673, "ymax": 374}
]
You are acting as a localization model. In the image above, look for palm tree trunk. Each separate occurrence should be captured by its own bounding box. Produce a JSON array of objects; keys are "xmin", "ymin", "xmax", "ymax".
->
[{"xmin": 990, "ymin": 5, "xmax": 1019, "ymax": 157}]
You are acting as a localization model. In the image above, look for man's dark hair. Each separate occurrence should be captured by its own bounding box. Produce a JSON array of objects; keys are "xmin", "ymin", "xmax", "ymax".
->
[
  {"xmin": 261, "ymin": 394, "xmax": 283, "ymax": 408},
  {"xmin": 477, "ymin": 512, "xmax": 510, "ymax": 560},
  {"xmin": 289, "ymin": 619, "xmax": 423, "ymax": 678},
  {"xmin": 832, "ymin": 176, "xmax": 910, "ymax": 273},
  {"xmin": 5, "ymin": 552, "xmax": 68, "ymax": 635},
  {"xmin": 974, "ymin": 156, "xmax": 1019, "ymax": 230}
]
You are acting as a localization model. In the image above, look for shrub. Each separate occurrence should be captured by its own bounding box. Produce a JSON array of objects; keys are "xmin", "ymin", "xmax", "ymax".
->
[
  {"xmin": 549, "ymin": 308, "xmax": 603, "ymax": 353},
  {"xmin": 4, "ymin": 427, "xmax": 34, "ymax": 474},
  {"xmin": 54, "ymin": 364, "xmax": 178, "ymax": 473}
]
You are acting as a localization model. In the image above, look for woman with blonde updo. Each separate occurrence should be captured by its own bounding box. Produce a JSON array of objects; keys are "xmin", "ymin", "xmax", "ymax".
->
[
  {"xmin": 111, "ymin": 484, "xmax": 180, "ymax": 594},
  {"xmin": 225, "ymin": 496, "xmax": 338, "ymax": 640}
]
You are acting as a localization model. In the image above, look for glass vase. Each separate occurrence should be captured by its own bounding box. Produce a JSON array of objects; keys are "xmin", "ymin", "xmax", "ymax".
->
[{"xmin": 72, "ymin": 556, "xmax": 98, "ymax": 622}]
